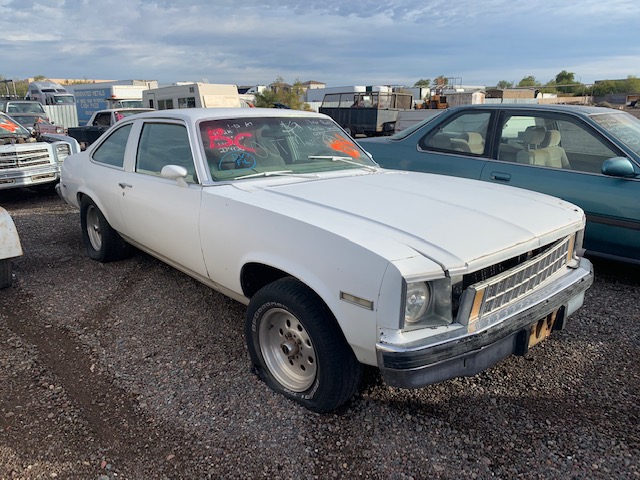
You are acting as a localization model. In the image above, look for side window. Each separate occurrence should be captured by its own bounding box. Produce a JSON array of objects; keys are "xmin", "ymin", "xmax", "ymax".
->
[
  {"xmin": 136, "ymin": 123, "xmax": 197, "ymax": 183},
  {"xmin": 497, "ymin": 115, "xmax": 546, "ymax": 163},
  {"xmin": 419, "ymin": 112, "xmax": 490, "ymax": 156},
  {"xmin": 93, "ymin": 113, "xmax": 111, "ymax": 126},
  {"xmin": 555, "ymin": 120, "xmax": 620, "ymax": 173},
  {"xmin": 158, "ymin": 99, "xmax": 174, "ymax": 110},
  {"xmin": 497, "ymin": 113, "xmax": 620, "ymax": 173},
  {"xmin": 92, "ymin": 124, "xmax": 132, "ymax": 168},
  {"xmin": 178, "ymin": 97, "xmax": 196, "ymax": 108}
]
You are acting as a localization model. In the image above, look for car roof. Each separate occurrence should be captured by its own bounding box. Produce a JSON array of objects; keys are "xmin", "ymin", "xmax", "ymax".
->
[
  {"xmin": 128, "ymin": 107, "xmax": 329, "ymax": 122},
  {"xmin": 95, "ymin": 108, "xmax": 155, "ymax": 113},
  {"xmin": 447, "ymin": 103, "xmax": 623, "ymax": 116},
  {"xmin": 6, "ymin": 100, "xmax": 43, "ymax": 104}
]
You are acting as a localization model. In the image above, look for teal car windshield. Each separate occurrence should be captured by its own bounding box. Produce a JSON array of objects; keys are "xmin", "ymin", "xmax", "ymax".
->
[
  {"xmin": 199, "ymin": 116, "xmax": 376, "ymax": 181},
  {"xmin": 591, "ymin": 112, "xmax": 640, "ymax": 156}
]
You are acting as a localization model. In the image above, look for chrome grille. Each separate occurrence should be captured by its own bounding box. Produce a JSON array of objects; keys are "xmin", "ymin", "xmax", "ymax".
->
[
  {"xmin": 0, "ymin": 147, "xmax": 52, "ymax": 170},
  {"xmin": 474, "ymin": 236, "xmax": 573, "ymax": 318}
]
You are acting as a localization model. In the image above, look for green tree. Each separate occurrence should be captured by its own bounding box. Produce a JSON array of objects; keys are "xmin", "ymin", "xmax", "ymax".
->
[
  {"xmin": 518, "ymin": 76, "xmax": 540, "ymax": 87},
  {"xmin": 554, "ymin": 70, "xmax": 576, "ymax": 85},
  {"xmin": 592, "ymin": 76, "xmax": 640, "ymax": 97},
  {"xmin": 413, "ymin": 78, "xmax": 431, "ymax": 87},
  {"xmin": 623, "ymin": 75, "xmax": 640, "ymax": 93},
  {"xmin": 551, "ymin": 70, "xmax": 583, "ymax": 95},
  {"xmin": 592, "ymin": 80, "xmax": 618, "ymax": 96},
  {"xmin": 254, "ymin": 76, "xmax": 309, "ymax": 110},
  {"xmin": 0, "ymin": 75, "xmax": 28, "ymax": 98},
  {"xmin": 496, "ymin": 80, "xmax": 514, "ymax": 89}
]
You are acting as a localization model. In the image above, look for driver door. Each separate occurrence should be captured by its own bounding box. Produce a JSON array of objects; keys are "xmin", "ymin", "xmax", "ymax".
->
[{"xmin": 118, "ymin": 120, "xmax": 207, "ymax": 277}]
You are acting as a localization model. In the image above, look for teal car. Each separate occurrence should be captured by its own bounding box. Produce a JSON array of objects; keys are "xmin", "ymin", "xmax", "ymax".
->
[{"xmin": 359, "ymin": 104, "xmax": 640, "ymax": 264}]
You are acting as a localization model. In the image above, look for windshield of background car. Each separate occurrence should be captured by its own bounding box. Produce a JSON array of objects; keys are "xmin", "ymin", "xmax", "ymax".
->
[
  {"xmin": 0, "ymin": 113, "xmax": 30, "ymax": 137},
  {"xmin": 591, "ymin": 112, "xmax": 640, "ymax": 156},
  {"xmin": 199, "ymin": 116, "xmax": 376, "ymax": 181},
  {"xmin": 6, "ymin": 102, "xmax": 46, "ymax": 114},
  {"xmin": 389, "ymin": 111, "xmax": 445, "ymax": 140},
  {"xmin": 52, "ymin": 95, "xmax": 75, "ymax": 105},
  {"xmin": 115, "ymin": 109, "xmax": 151, "ymax": 120}
]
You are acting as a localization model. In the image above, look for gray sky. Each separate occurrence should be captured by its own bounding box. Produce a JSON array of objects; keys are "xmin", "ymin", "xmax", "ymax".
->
[{"xmin": 1, "ymin": 0, "xmax": 638, "ymax": 88}]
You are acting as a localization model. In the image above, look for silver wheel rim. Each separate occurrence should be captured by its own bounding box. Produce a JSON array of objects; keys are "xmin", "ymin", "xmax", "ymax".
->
[
  {"xmin": 258, "ymin": 308, "xmax": 317, "ymax": 392},
  {"xmin": 85, "ymin": 205, "xmax": 102, "ymax": 252}
]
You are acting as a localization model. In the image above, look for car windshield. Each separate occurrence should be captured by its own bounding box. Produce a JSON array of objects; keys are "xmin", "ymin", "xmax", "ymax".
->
[
  {"xmin": 114, "ymin": 109, "xmax": 151, "ymax": 121},
  {"xmin": 52, "ymin": 95, "xmax": 75, "ymax": 105},
  {"xmin": 7, "ymin": 102, "xmax": 46, "ymax": 114},
  {"xmin": 389, "ymin": 111, "xmax": 445, "ymax": 140},
  {"xmin": 199, "ymin": 116, "xmax": 377, "ymax": 181},
  {"xmin": 9, "ymin": 115, "xmax": 42, "ymax": 126},
  {"xmin": 591, "ymin": 112, "xmax": 640, "ymax": 156},
  {"xmin": 0, "ymin": 114, "xmax": 31, "ymax": 137}
]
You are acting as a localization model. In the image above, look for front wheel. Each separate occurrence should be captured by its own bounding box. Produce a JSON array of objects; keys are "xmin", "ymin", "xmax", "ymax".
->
[
  {"xmin": 80, "ymin": 197, "xmax": 130, "ymax": 263},
  {"xmin": 0, "ymin": 258, "xmax": 13, "ymax": 289},
  {"xmin": 245, "ymin": 278, "xmax": 362, "ymax": 413}
]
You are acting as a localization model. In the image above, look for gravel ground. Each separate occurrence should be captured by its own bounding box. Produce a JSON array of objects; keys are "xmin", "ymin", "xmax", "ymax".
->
[{"xmin": 1, "ymin": 188, "xmax": 638, "ymax": 480}]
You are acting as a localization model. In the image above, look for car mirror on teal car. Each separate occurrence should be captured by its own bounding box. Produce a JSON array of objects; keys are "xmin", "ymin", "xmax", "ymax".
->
[{"xmin": 601, "ymin": 157, "xmax": 638, "ymax": 178}]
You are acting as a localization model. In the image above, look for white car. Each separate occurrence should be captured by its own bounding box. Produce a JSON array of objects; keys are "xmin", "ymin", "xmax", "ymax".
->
[
  {"xmin": 57, "ymin": 108, "xmax": 593, "ymax": 412},
  {"xmin": 0, "ymin": 206, "xmax": 23, "ymax": 288}
]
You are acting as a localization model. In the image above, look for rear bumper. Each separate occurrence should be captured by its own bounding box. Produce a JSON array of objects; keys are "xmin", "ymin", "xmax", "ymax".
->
[{"xmin": 377, "ymin": 258, "xmax": 593, "ymax": 388}]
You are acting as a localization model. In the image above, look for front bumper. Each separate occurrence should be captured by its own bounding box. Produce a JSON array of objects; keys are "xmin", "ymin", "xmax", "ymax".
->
[
  {"xmin": 377, "ymin": 258, "xmax": 593, "ymax": 388},
  {"xmin": 0, "ymin": 167, "xmax": 59, "ymax": 190}
]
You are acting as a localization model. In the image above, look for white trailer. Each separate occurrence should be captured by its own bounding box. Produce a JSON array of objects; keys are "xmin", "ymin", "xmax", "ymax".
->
[{"xmin": 142, "ymin": 83, "xmax": 241, "ymax": 110}]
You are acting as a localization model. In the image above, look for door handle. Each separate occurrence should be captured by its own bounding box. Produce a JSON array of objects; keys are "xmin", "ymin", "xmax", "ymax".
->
[
  {"xmin": 489, "ymin": 172, "xmax": 511, "ymax": 182},
  {"xmin": 119, "ymin": 183, "xmax": 132, "ymax": 189}
]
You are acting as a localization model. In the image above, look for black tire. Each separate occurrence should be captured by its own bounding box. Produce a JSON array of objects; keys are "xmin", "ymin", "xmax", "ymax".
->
[
  {"xmin": 80, "ymin": 197, "xmax": 130, "ymax": 263},
  {"xmin": 0, "ymin": 259, "xmax": 13, "ymax": 289},
  {"xmin": 245, "ymin": 277, "xmax": 362, "ymax": 413}
]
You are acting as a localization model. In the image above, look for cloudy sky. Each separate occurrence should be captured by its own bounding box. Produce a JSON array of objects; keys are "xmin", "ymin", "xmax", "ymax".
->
[{"xmin": 1, "ymin": 0, "xmax": 638, "ymax": 89}]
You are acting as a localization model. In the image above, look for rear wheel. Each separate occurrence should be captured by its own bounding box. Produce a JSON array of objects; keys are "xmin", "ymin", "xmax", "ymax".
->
[
  {"xmin": 245, "ymin": 278, "xmax": 362, "ymax": 412},
  {"xmin": 80, "ymin": 197, "xmax": 129, "ymax": 263}
]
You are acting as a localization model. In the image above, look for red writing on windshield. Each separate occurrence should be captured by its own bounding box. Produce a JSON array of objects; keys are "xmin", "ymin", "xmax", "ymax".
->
[
  {"xmin": 327, "ymin": 134, "xmax": 359, "ymax": 158},
  {"xmin": 0, "ymin": 119, "xmax": 20, "ymax": 133},
  {"xmin": 207, "ymin": 128, "xmax": 256, "ymax": 152}
]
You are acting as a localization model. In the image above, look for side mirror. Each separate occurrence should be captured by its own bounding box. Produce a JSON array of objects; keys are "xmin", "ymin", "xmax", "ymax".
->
[
  {"xmin": 601, "ymin": 157, "xmax": 637, "ymax": 178},
  {"xmin": 161, "ymin": 165, "xmax": 189, "ymax": 187}
]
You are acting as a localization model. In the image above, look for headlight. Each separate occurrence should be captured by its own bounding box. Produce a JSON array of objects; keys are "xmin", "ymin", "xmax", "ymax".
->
[
  {"xmin": 402, "ymin": 278, "xmax": 454, "ymax": 330},
  {"xmin": 405, "ymin": 282, "xmax": 431, "ymax": 324},
  {"xmin": 55, "ymin": 143, "xmax": 71, "ymax": 162}
]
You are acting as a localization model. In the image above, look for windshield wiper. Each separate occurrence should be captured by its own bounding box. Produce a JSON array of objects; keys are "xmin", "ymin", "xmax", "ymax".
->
[
  {"xmin": 307, "ymin": 155, "xmax": 378, "ymax": 171},
  {"xmin": 234, "ymin": 170, "xmax": 319, "ymax": 180}
]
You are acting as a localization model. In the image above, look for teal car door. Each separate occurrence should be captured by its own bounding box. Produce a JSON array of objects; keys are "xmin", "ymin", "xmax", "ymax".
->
[{"xmin": 480, "ymin": 110, "xmax": 640, "ymax": 262}]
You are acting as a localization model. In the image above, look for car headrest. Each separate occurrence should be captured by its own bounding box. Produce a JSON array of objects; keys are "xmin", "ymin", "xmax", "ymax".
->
[
  {"xmin": 542, "ymin": 130, "xmax": 561, "ymax": 148},
  {"xmin": 522, "ymin": 127, "xmax": 546, "ymax": 147}
]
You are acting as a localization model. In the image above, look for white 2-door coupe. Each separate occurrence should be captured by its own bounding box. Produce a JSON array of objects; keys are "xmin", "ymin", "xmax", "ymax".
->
[{"xmin": 58, "ymin": 108, "xmax": 593, "ymax": 412}]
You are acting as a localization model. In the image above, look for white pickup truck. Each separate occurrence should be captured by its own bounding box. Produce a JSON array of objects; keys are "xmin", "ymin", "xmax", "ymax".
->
[
  {"xmin": 58, "ymin": 108, "xmax": 594, "ymax": 412},
  {"xmin": 67, "ymin": 108, "xmax": 153, "ymax": 149},
  {"xmin": 0, "ymin": 112, "xmax": 79, "ymax": 190}
]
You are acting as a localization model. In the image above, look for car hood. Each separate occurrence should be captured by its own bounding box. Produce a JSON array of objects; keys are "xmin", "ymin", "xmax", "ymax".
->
[{"xmin": 232, "ymin": 170, "xmax": 585, "ymax": 273}]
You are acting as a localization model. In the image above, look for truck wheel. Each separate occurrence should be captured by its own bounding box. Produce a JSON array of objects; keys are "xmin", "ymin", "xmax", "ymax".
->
[
  {"xmin": 80, "ymin": 197, "xmax": 129, "ymax": 263},
  {"xmin": 0, "ymin": 259, "xmax": 13, "ymax": 289},
  {"xmin": 245, "ymin": 277, "xmax": 362, "ymax": 413}
]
